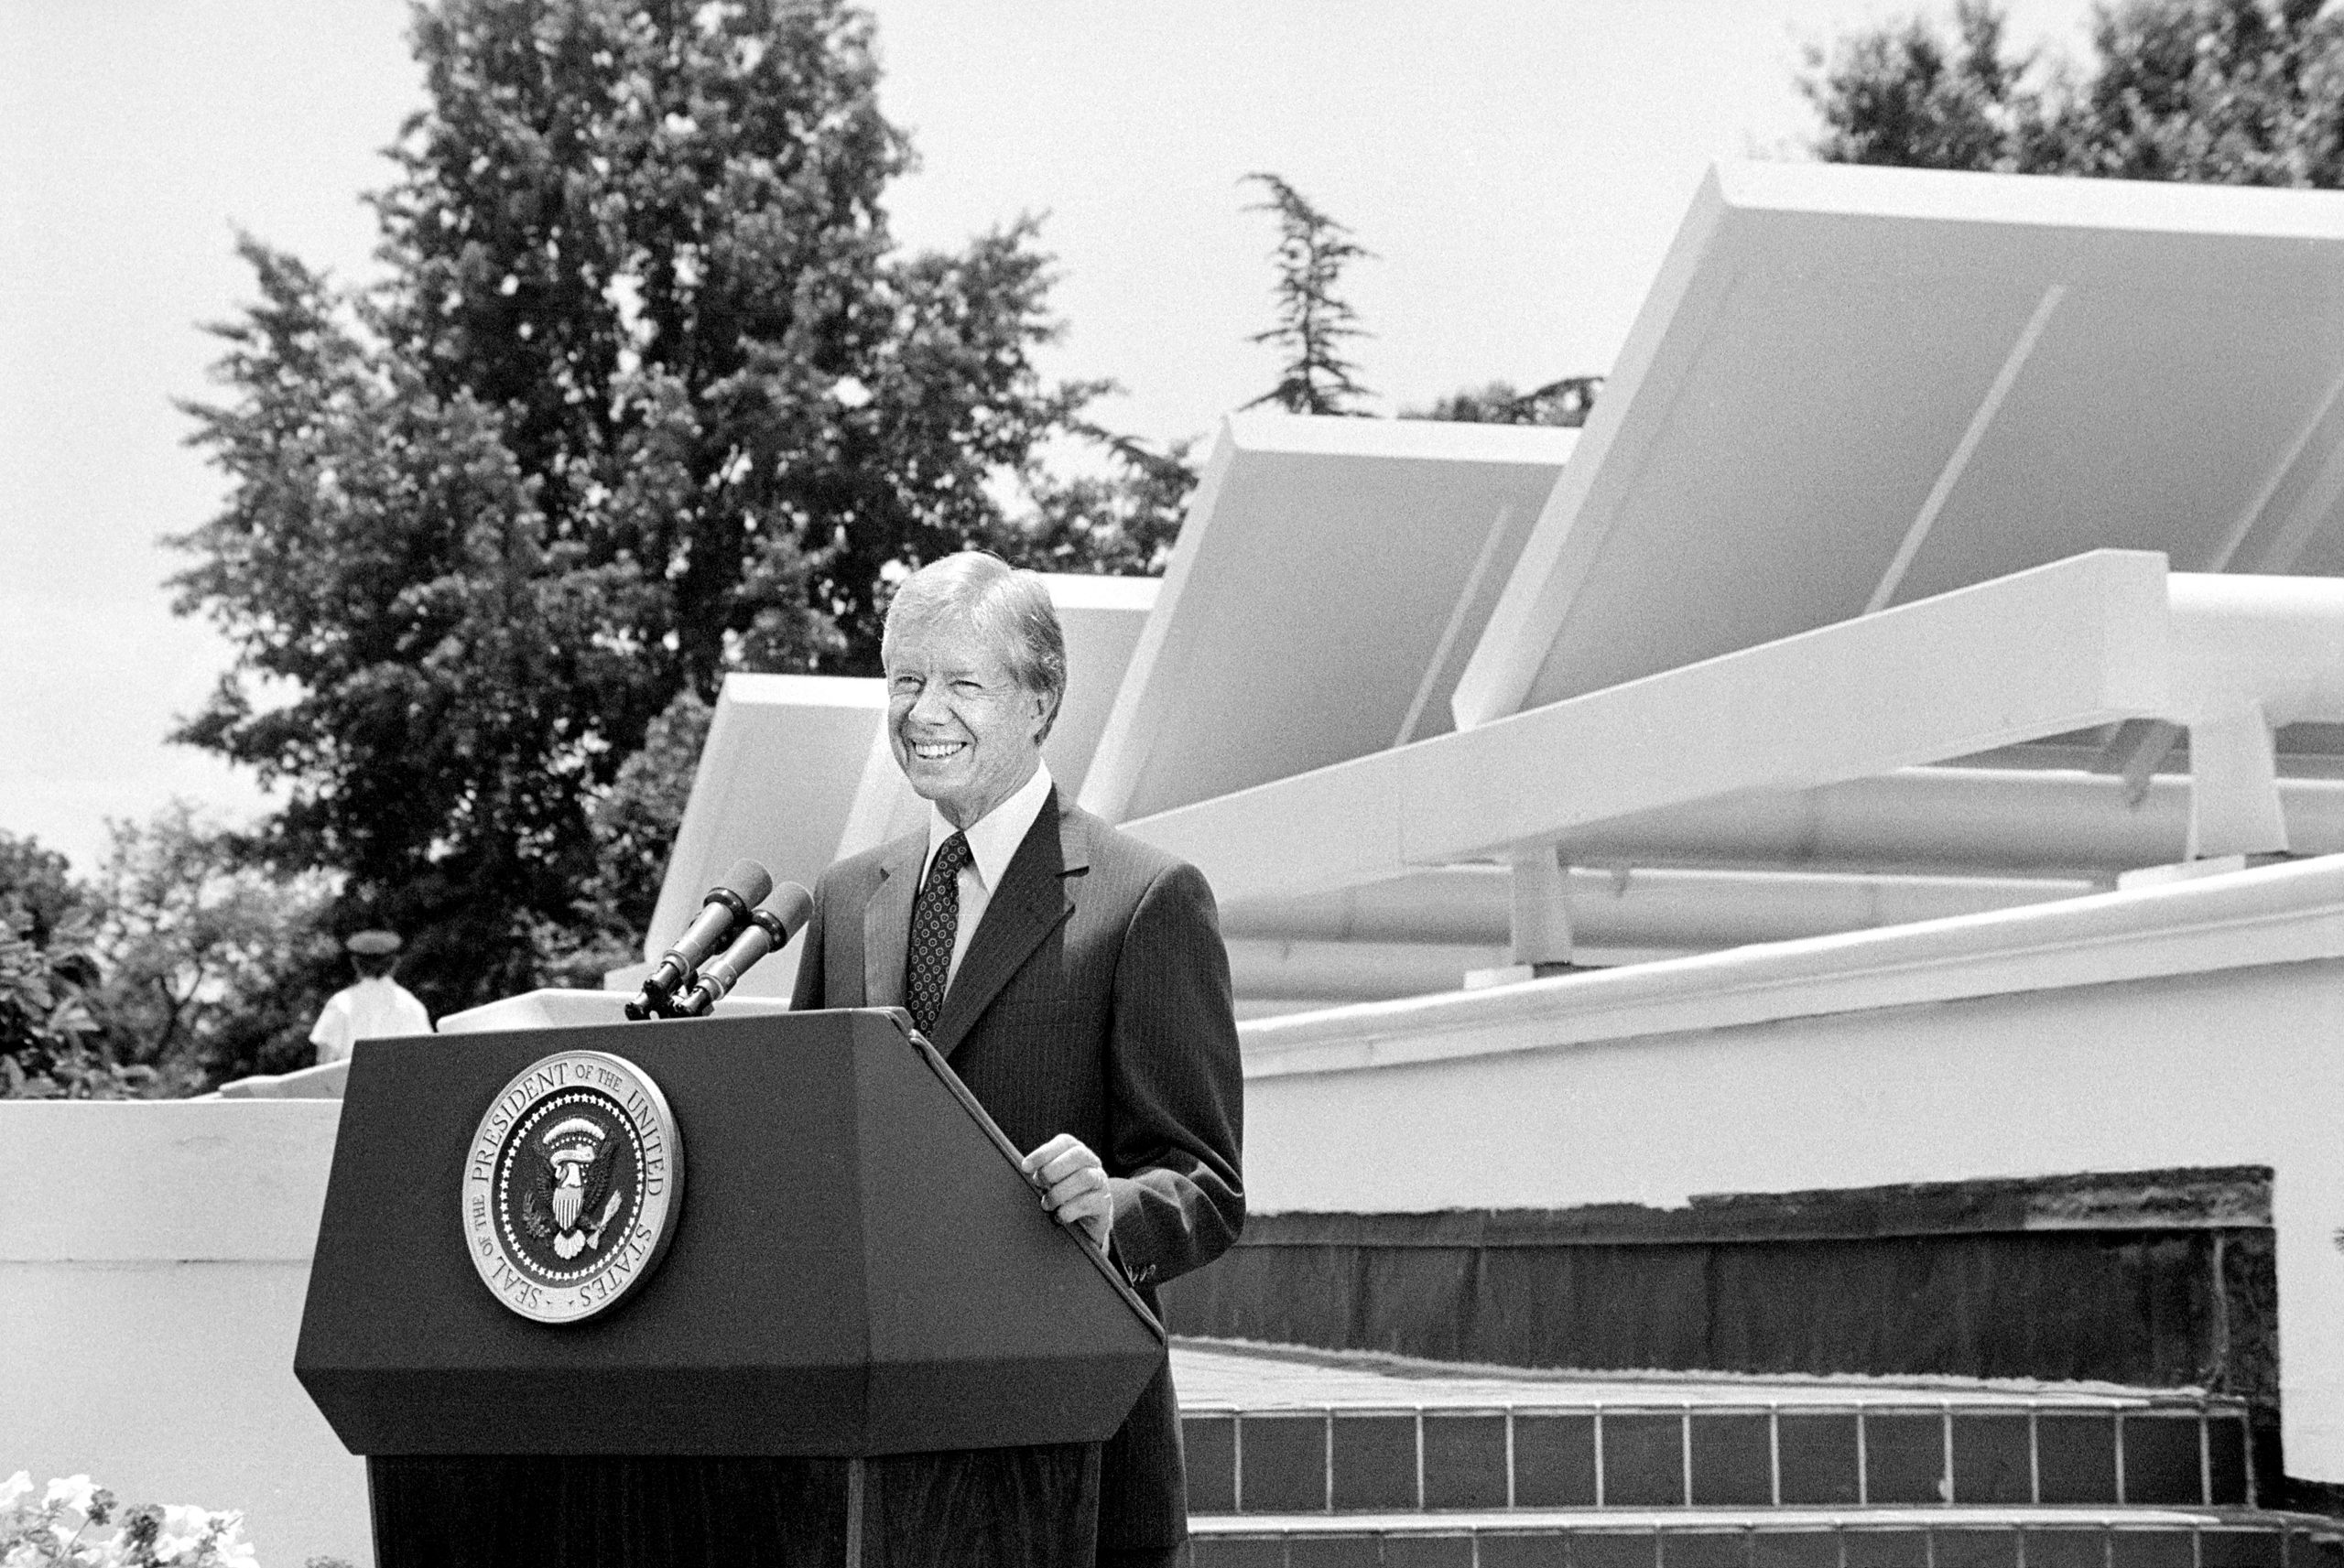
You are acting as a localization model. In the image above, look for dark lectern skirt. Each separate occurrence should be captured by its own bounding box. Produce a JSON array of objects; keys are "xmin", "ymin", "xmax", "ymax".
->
[{"xmin": 369, "ymin": 1445, "xmax": 1101, "ymax": 1568}]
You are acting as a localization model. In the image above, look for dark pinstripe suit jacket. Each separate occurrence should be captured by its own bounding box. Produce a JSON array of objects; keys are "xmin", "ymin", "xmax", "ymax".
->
[{"xmin": 790, "ymin": 787, "xmax": 1246, "ymax": 1550}]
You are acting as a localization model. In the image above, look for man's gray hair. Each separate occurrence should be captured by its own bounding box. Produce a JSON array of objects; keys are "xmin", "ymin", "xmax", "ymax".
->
[{"xmin": 883, "ymin": 552, "xmax": 1068, "ymax": 740}]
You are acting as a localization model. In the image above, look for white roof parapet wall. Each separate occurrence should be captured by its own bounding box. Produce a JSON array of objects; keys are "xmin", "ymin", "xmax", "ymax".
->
[
  {"xmin": 1454, "ymin": 160, "xmax": 2344, "ymax": 730},
  {"xmin": 1079, "ymin": 413, "xmax": 1577, "ymax": 826}
]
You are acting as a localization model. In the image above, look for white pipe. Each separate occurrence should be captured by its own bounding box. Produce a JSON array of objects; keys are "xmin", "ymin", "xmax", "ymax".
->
[
  {"xmin": 1553, "ymin": 766, "xmax": 2344, "ymax": 877},
  {"xmin": 1553, "ymin": 566, "xmax": 2344, "ymax": 870},
  {"xmin": 1222, "ymin": 863, "xmax": 2091, "ymax": 957},
  {"xmin": 1231, "ymin": 952, "xmax": 1698, "ymax": 1011},
  {"xmin": 2167, "ymin": 573, "xmax": 2344, "ymax": 728},
  {"xmin": 1226, "ymin": 939, "xmax": 1512, "ymax": 1000},
  {"xmin": 2165, "ymin": 574, "xmax": 2344, "ymax": 858}
]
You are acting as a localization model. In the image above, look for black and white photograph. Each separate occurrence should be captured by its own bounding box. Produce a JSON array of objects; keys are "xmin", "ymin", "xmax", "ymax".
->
[{"xmin": 9, "ymin": 2, "xmax": 2344, "ymax": 1564}]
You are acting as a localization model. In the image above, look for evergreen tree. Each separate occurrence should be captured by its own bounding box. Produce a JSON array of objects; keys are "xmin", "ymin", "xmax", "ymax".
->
[
  {"xmin": 1241, "ymin": 173, "xmax": 1375, "ymax": 416},
  {"xmin": 174, "ymin": 0, "xmax": 1098, "ymax": 1011}
]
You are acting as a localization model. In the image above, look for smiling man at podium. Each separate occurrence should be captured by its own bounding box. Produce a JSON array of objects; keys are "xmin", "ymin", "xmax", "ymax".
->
[{"xmin": 792, "ymin": 551, "xmax": 1245, "ymax": 1567}]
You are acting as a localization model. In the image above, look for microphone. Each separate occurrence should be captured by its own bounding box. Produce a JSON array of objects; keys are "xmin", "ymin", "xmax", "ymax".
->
[
  {"xmin": 678, "ymin": 882, "xmax": 814, "ymax": 1016},
  {"xmin": 624, "ymin": 859, "xmax": 774, "ymax": 1020}
]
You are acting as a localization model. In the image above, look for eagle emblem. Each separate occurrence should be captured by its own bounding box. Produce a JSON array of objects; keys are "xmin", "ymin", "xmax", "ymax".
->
[
  {"xmin": 464, "ymin": 1050, "xmax": 683, "ymax": 1324},
  {"xmin": 526, "ymin": 1115, "xmax": 625, "ymax": 1260}
]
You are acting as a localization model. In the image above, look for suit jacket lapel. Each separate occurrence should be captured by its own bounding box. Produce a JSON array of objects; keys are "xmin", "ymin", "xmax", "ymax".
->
[
  {"xmin": 928, "ymin": 793, "xmax": 1090, "ymax": 1058},
  {"xmin": 863, "ymin": 832, "xmax": 925, "ymax": 1010}
]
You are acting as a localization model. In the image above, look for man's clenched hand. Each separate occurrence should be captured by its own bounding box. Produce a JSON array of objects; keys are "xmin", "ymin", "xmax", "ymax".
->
[{"xmin": 1020, "ymin": 1132, "xmax": 1112, "ymax": 1253}]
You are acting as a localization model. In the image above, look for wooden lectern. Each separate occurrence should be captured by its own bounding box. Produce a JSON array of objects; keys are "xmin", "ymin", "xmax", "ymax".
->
[{"xmin": 295, "ymin": 1009, "xmax": 1166, "ymax": 1567}]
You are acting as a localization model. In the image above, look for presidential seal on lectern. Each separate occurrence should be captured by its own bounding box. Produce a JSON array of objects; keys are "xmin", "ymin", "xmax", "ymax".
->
[{"xmin": 461, "ymin": 1049, "xmax": 683, "ymax": 1324}]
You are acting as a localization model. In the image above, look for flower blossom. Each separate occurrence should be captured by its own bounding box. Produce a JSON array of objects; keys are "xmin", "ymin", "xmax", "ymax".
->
[
  {"xmin": 44, "ymin": 1475, "xmax": 96, "ymax": 1514},
  {"xmin": 210, "ymin": 1518, "xmax": 258, "ymax": 1568},
  {"xmin": 152, "ymin": 1503, "xmax": 219, "ymax": 1563}
]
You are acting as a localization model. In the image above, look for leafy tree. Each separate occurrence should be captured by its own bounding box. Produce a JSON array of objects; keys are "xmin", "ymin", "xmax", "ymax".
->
[
  {"xmin": 531, "ymin": 687, "xmax": 713, "ymax": 989},
  {"xmin": 1803, "ymin": 0, "xmax": 2344, "ymax": 188},
  {"xmin": 0, "ymin": 814, "xmax": 339, "ymax": 1098},
  {"xmin": 582, "ymin": 689, "xmax": 713, "ymax": 936},
  {"xmin": 1242, "ymin": 173, "xmax": 1375, "ymax": 416},
  {"xmin": 0, "ymin": 914, "xmax": 119, "ymax": 1099},
  {"xmin": 0, "ymin": 833, "xmax": 115, "ymax": 1098},
  {"xmin": 88, "ymin": 803, "xmax": 340, "ymax": 1088},
  {"xmin": 173, "ymin": 0, "xmax": 1101, "ymax": 1011},
  {"xmin": 2066, "ymin": 0, "xmax": 2344, "ymax": 184},
  {"xmin": 993, "ymin": 428, "xmax": 1198, "ymax": 577},
  {"xmin": 1406, "ymin": 375, "xmax": 1605, "ymax": 428},
  {"xmin": 0, "ymin": 832, "xmax": 98, "ymax": 953},
  {"xmin": 1802, "ymin": 0, "xmax": 2060, "ymax": 171}
]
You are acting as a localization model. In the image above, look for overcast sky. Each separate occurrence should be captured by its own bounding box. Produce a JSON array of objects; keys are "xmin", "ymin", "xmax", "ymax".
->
[{"xmin": 0, "ymin": 0, "xmax": 2096, "ymax": 873}]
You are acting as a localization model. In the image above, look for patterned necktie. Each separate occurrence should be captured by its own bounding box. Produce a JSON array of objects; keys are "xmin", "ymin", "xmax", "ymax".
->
[{"xmin": 906, "ymin": 831, "xmax": 971, "ymax": 1036}]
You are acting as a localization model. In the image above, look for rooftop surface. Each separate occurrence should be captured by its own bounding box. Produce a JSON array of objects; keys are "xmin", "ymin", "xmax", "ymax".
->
[{"xmin": 1169, "ymin": 1340, "xmax": 2227, "ymax": 1413}]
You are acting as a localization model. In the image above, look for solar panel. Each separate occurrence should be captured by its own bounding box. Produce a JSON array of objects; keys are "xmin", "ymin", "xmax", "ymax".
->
[
  {"xmin": 1079, "ymin": 413, "xmax": 1577, "ymax": 824},
  {"xmin": 1455, "ymin": 161, "xmax": 2344, "ymax": 726}
]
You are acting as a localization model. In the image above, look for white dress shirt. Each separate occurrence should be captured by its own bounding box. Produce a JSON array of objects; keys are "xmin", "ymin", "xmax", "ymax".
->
[
  {"xmin": 309, "ymin": 976, "xmax": 434, "ymax": 1065},
  {"xmin": 921, "ymin": 761, "xmax": 1055, "ymax": 992}
]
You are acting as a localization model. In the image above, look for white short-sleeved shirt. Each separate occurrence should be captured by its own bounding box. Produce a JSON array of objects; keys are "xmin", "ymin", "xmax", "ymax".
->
[{"xmin": 309, "ymin": 977, "xmax": 434, "ymax": 1064}]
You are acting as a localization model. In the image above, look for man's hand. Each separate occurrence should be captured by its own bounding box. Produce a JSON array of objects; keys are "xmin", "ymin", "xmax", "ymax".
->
[{"xmin": 1020, "ymin": 1132, "xmax": 1112, "ymax": 1253}]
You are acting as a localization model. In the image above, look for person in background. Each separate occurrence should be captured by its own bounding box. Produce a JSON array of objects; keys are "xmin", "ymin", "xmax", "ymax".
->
[{"xmin": 309, "ymin": 929, "xmax": 433, "ymax": 1065}]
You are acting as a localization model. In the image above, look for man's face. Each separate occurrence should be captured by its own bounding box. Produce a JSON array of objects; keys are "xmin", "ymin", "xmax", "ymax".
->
[{"xmin": 884, "ymin": 613, "xmax": 1048, "ymax": 828}]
